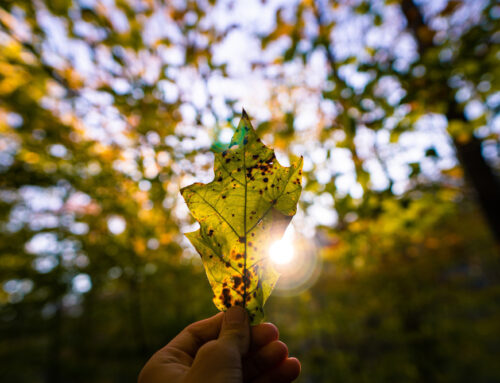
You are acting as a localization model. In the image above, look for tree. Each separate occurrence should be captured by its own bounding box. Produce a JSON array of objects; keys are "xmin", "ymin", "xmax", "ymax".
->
[
  {"xmin": 0, "ymin": 1, "xmax": 498, "ymax": 382},
  {"xmin": 257, "ymin": 0, "xmax": 499, "ymax": 244}
]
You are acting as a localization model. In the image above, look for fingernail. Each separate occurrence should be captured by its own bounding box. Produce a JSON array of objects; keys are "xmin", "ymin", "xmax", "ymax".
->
[{"xmin": 225, "ymin": 306, "xmax": 246, "ymax": 324}]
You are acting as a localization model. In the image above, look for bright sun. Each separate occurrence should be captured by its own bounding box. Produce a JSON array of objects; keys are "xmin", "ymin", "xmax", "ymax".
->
[
  {"xmin": 269, "ymin": 239, "xmax": 295, "ymax": 265},
  {"xmin": 269, "ymin": 225, "xmax": 295, "ymax": 265},
  {"xmin": 269, "ymin": 226, "xmax": 295, "ymax": 265}
]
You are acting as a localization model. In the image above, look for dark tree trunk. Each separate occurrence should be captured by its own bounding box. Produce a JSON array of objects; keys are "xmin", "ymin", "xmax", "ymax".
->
[
  {"xmin": 45, "ymin": 301, "xmax": 62, "ymax": 383},
  {"xmin": 401, "ymin": 0, "xmax": 500, "ymax": 245},
  {"xmin": 129, "ymin": 275, "xmax": 148, "ymax": 357},
  {"xmin": 454, "ymin": 135, "xmax": 500, "ymax": 242}
]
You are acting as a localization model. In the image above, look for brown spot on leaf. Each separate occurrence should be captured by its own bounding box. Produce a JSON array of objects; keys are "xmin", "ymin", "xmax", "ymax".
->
[
  {"xmin": 233, "ymin": 276, "xmax": 242, "ymax": 289},
  {"xmin": 221, "ymin": 288, "xmax": 232, "ymax": 308}
]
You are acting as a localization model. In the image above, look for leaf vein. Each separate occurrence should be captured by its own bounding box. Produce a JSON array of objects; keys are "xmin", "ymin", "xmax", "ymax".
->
[
  {"xmin": 191, "ymin": 190, "xmax": 241, "ymax": 238},
  {"xmin": 218, "ymin": 160, "xmax": 244, "ymax": 186},
  {"xmin": 246, "ymin": 159, "xmax": 302, "ymax": 235}
]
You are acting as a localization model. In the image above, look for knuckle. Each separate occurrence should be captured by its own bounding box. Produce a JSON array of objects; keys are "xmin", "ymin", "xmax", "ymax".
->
[
  {"xmin": 185, "ymin": 321, "xmax": 201, "ymax": 335},
  {"xmin": 196, "ymin": 340, "xmax": 220, "ymax": 357}
]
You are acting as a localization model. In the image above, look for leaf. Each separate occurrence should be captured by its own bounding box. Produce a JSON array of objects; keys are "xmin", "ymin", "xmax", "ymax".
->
[{"xmin": 181, "ymin": 110, "xmax": 303, "ymax": 324}]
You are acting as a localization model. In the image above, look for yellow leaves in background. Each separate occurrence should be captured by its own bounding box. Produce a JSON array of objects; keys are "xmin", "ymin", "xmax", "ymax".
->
[{"xmin": 0, "ymin": 56, "xmax": 30, "ymax": 96}]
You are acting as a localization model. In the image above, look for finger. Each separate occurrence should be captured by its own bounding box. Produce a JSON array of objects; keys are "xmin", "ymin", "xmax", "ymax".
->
[
  {"xmin": 243, "ymin": 340, "xmax": 288, "ymax": 381},
  {"xmin": 139, "ymin": 313, "xmax": 224, "ymax": 383},
  {"xmin": 251, "ymin": 357, "xmax": 301, "ymax": 383},
  {"xmin": 250, "ymin": 323, "xmax": 279, "ymax": 351},
  {"xmin": 218, "ymin": 306, "xmax": 250, "ymax": 354},
  {"xmin": 164, "ymin": 311, "xmax": 224, "ymax": 359},
  {"xmin": 184, "ymin": 307, "xmax": 250, "ymax": 382}
]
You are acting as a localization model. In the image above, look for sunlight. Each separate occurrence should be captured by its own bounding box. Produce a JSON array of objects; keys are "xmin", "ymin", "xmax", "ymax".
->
[
  {"xmin": 269, "ymin": 221, "xmax": 322, "ymax": 296},
  {"xmin": 269, "ymin": 225, "xmax": 295, "ymax": 265},
  {"xmin": 269, "ymin": 238, "xmax": 295, "ymax": 265}
]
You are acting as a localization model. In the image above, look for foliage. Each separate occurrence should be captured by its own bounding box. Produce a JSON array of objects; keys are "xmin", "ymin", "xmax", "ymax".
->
[
  {"xmin": 269, "ymin": 195, "xmax": 500, "ymax": 383},
  {"xmin": 0, "ymin": 0, "xmax": 498, "ymax": 382},
  {"xmin": 182, "ymin": 111, "xmax": 302, "ymax": 324}
]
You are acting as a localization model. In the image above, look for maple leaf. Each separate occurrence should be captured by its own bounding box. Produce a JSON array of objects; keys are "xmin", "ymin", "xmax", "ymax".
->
[{"xmin": 181, "ymin": 110, "xmax": 303, "ymax": 324}]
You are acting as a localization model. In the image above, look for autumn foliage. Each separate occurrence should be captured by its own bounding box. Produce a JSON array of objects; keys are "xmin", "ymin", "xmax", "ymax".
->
[{"xmin": 0, "ymin": 1, "xmax": 499, "ymax": 382}]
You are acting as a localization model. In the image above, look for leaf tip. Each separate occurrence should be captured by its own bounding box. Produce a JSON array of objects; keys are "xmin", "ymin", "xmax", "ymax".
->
[{"xmin": 241, "ymin": 108, "xmax": 249, "ymax": 119}]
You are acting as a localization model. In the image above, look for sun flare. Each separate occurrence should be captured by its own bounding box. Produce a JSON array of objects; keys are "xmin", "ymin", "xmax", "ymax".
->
[
  {"xmin": 269, "ymin": 225, "xmax": 295, "ymax": 265},
  {"xmin": 269, "ymin": 239, "xmax": 295, "ymax": 265}
]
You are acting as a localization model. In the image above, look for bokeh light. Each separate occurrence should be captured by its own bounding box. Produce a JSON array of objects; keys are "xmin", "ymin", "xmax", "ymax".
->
[
  {"xmin": 1, "ymin": 0, "xmax": 499, "ymax": 381},
  {"xmin": 72, "ymin": 274, "xmax": 92, "ymax": 294},
  {"xmin": 107, "ymin": 215, "xmax": 126, "ymax": 235}
]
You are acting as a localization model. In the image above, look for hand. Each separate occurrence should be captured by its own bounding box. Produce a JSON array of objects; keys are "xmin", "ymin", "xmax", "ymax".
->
[{"xmin": 138, "ymin": 306, "xmax": 300, "ymax": 383}]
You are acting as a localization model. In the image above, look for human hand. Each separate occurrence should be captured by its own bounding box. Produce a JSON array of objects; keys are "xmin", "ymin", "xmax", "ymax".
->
[{"xmin": 138, "ymin": 306, "xmax": 300, "ymax": 383}]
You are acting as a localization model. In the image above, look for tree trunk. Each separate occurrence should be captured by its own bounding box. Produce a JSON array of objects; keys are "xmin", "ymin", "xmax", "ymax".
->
[
  {"xmin": 454, "ymin": 135, "xmax": 500, "ymax": 242},
  {"xmin": 401, "ymin": 0, "xmax": 500, "ymax": 245},
  {"xmin": 45, "ymin": 301, "xmax": 62, "ymax": 383},
  {"xmin": 129, "ymin": 275, "xmax": 148, "ymax": 357}
]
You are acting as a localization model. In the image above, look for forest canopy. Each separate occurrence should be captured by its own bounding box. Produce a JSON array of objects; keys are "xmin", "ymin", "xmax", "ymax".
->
[{"xmin": 0, "ymin": 0, "xmax": 499, "ymax": 382}]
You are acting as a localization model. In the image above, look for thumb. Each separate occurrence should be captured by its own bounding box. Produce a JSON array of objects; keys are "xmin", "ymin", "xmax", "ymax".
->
[
  {"xmin": 184, "ymin": 306, "xmax": 250, "ymax": 383},
  {"xmin": 218, "ymin": 305, "xmax": 250, "ymax": 355}
]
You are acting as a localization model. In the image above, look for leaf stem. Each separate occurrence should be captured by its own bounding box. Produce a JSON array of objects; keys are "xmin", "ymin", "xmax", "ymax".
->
[{"xmin": 243, "ymin": 131, "xmax": 248, "ymax": 310}]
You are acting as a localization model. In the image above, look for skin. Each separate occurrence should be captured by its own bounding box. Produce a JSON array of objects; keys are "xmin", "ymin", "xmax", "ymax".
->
[{"xmin": 138, "ymin": 306, "xmax": 301, "ymax": 383}]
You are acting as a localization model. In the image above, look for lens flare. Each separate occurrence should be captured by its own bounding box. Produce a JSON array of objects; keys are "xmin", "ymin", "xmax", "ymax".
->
[
  {"xmin": 268, "ymin": 223, "xmax": 321, "ymax": 296},
  {"xmin": 269, "ymin": 237, "xmax": 295, "ymax": 265}
]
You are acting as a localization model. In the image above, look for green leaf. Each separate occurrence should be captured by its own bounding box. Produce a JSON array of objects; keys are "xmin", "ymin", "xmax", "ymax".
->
[{"xmin": 181, "ymin": 110, "xmax": 303, "ymax": 324}]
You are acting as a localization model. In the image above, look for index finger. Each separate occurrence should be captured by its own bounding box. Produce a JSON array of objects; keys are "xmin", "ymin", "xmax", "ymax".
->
[{"xmin": 165, "ymin": 312, "xmax": 224, "ymax": 358}]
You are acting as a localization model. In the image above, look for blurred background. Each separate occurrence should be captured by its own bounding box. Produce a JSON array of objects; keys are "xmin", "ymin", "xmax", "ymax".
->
[{"xmin": 0, "ymin": 0, "xmax": 499, "ymax": 382}]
